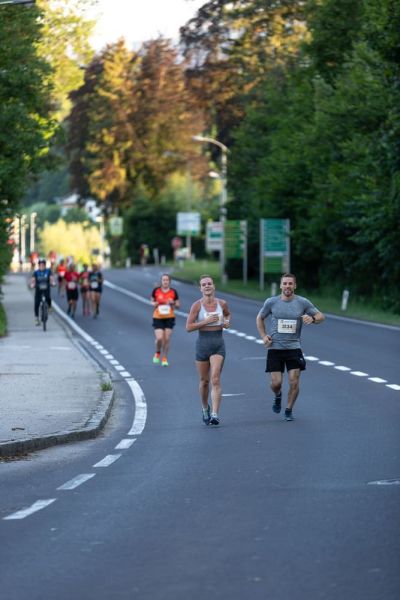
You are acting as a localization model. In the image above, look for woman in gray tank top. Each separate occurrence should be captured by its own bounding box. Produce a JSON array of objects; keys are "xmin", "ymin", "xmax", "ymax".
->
[{"xmin": 186, "ymin": 275, "xmax": 231, "ymax": 426}]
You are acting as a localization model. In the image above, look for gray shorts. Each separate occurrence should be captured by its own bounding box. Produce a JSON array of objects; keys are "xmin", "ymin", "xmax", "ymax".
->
[{"xmin": 196, "ymin": 330, "xmax": 226, "ymax": 362}]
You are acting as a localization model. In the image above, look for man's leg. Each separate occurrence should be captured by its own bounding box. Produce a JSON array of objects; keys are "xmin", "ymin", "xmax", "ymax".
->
[
  {"xmin": 284, "ymin": 369, "xmax": 301, "ymax": 421},
  {"xmin": 34, "ymin": 294, "xmax": 40, "ymax": 318},
  {"xmin": 270, "ymin": 371, "xmax": 283, "ymax": 413}
]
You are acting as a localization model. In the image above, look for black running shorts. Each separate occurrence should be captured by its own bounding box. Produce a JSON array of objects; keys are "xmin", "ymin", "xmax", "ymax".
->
[
  {"xmin": 152, "ymin": 318, "xmax": 175, "ymax": 329},
  {"xmin": 266, "ymin": 348, "xmax": 306, "ymax": 373}
]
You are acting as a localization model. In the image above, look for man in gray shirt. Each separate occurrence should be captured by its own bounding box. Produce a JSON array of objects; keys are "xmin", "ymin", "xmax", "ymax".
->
[{"xmin": 256, "ymin": 273, "xmax": 325, "ymax": 421}]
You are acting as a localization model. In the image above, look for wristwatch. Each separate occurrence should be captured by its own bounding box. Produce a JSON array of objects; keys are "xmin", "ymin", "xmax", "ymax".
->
[{"xmin": 311, "ymin": 316, "xmax": 316, "ymax": 323}]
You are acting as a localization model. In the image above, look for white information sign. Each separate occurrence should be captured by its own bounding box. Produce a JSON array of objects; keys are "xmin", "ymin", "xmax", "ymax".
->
[{"xmin": 177, "ymin": 212, "xmax": 201, "ymax": 236}]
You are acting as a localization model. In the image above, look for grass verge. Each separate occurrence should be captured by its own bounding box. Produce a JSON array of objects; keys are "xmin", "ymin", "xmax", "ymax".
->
[
  {"xmin": 170, "ymin": 260, "xmax": 400, "ymax": 327},
  {"xmin": 0, "ymin": 302, "xmax": 7, "ymax": 337}
]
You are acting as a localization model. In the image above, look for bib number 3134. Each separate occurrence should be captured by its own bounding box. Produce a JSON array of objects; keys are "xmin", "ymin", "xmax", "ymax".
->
[{"xmin": 277, "ymin": 319, "xmax": 297, "ymax": 334}]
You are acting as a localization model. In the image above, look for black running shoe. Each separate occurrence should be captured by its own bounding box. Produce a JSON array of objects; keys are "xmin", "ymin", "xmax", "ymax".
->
[
  {"xmin": 202, "ymin": 405, "xmax": 211, "ymax": 425},
  {"xmin": 273, "ymin": 394, "xmax": 282, "ymax": 414},
  {"xmin": 209, "ymin": 413, "xmax": 220, "ymax": 426},
  {"xmin": 284, "ymin": 408, "xmax": 293, "ymax": 421}
]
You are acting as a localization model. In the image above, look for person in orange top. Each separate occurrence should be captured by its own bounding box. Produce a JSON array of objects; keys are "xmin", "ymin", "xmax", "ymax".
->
[
  {"xmin": 151, "ymin": 274, "xmax": 180, "ymax": 366},
  {"xmin": 65, "ymin": 263, "xmax": 80, "ymax": 319},
  {"xmin": 56, "ymin": 259, "xmax": 67, "ymax": 296}
]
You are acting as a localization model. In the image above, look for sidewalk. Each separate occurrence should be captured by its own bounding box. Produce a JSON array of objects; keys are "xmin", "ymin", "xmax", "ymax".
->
[{"xmin": 0, "ymin": 274, "xmax": 114, "ymax": 458}]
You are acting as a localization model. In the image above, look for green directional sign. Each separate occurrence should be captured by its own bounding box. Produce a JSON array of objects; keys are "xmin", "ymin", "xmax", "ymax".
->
[
  {"xmin": 225, "ymin": 220, "xmax": 246, "ymax": 259},
  {"xmin": 260, "ymin": 218, "xmax": 290, "ymax": 284}
]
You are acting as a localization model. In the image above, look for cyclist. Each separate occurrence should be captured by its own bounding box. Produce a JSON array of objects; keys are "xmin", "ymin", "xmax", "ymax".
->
[
  {"xmin": 31, "ymin": 258, "xmax": 55, "ymax": 326},
  {"xmin": 151, "ymin": 274, "xmax": 180, "ymax": 366},
  {"xmin": 79, "ymin": 263, "xmax": 91, "ymax": 316},
  {"xmin": 56, "ymin": 258, "xmax": 67, "ymax": 296},
  {"xmin": 65, "ymin": 262, "xmax": 80, "ymax": 318},
  {"xmin": 89, "ymin": 263, "xmax": 104, "ymax": 318}
]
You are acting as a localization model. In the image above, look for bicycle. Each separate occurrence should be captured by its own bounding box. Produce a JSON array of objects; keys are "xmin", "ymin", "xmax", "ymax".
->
[{"xmin": 39, "ymin": 291, "xmax": 49, "ymax": 331}]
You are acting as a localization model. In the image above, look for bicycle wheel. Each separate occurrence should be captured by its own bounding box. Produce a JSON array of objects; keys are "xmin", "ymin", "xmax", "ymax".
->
[{"xmin": 40, "ymin": 299, "xmax": 48, "ymax": 331}]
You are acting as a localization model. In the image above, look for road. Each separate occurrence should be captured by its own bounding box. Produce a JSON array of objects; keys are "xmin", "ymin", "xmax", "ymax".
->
[{"xmin": 1, "ymin": 267, "xmax": 399, "ymax": 600}]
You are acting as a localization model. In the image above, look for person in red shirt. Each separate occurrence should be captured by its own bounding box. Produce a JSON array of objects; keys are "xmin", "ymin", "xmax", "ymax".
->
[
  {"xmin": 56, "ymin": 259, "xmax": 67, "ymax": 296},
  {"xmin": 151, "ymin": 274, "xmax": 180, "ymax": 366},
  {"xmin": 65, "ymin": 263, "xmax": 80, "ymax": 319},
  {"xmin": 79, "ymin": 263, "xmax": 91, "ymax": 316}
]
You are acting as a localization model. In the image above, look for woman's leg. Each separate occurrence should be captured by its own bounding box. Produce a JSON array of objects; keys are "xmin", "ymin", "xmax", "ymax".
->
[
  {"xmin": 209, "ymin": 354, "xmax": 225, "ymax": 415},
  {"xmin": 195, "ymin": 360, "xmax": 210, "ymax": 410}
]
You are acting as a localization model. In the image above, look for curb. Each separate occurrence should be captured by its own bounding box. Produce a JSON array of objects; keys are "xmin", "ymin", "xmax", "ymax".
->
[{"xmin": 0, "ymin": 381, "xmax": 115, "ymax": 458}]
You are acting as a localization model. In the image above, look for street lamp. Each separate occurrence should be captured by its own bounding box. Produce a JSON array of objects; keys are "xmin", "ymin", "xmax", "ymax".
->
[
  {"xmin": 192, "ymin": 135, "xmax": 228, "ymax": 284},
  {"xmin": 0, "ymin": 1, "xmax": 36, "ymax": 6}
]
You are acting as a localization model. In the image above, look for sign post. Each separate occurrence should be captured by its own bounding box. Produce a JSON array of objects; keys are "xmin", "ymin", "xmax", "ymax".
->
[
  {"xmin": 177, "ymin": 212, "xmax": 201, "ymax": 258},
  {"xmin": 224, "ymin": 220, "xmax": 247, "ymax": 285}
]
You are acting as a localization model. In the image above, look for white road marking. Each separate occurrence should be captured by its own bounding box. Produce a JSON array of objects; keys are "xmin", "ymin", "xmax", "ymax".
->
[
  {"xmin": 57, "ymin": 474, "xmax": 96, "ymax": 490},
  {"xmin": 121, "ymin": 371, "xmax": 131, "ymax": 377},
  {"xmin": 245, "ymin": 335, "xmax": 256, "ymax": 340},
  {"xmin": 319, "ymin": 361, "xmax": 335, "ymax": 366},
  {"xmin": 335, "ymin": 366, "xmax": 352, "ymax": 371},
  {"xmin": 93, "ymin": 454, "xmax": 122, "ymax": 468},
  {"xmin": 99, "ymin": 349, "xmax": 109, "ymax": 355},
  {"xmin": 115, "ymin": 438, "xmax": 137, "ymax": 450},
  {"xmin": 4, "ymin": 499, "xmax": 57, "ymax": 520},
  {"xmin": 50, "ymin": 346, "xmax": 72, "ymax": 351},
  {"xmin": 368, "ymin": 377, "xmax": 387, "ymax": 384},
  {"xmin": 126, "ymin": 379, "xmax": 147, "ymax": 436},
  {"xmin": 114, "ymin": 365, "xmax": 125, "ymax": 371},
  {"xmin": 229, "ymin": 329, "xmax": 238, "ymax": 334},
  {"xmin": 109, "ymin": 359, "xmax": 119, "ymax": 365},
  {"xmin": 368, "ymin": 479, "xmax": 400, "ymax": 486},
  {"xmin": 351, "ymin": 371, "xmax": 369, "ymax": 377},
  {"xmin": 256, "ymin": 339, "xmax": 264, "ymax": 344},
  {"xmin": 386, "ymin": 384, "xmax": 400, "ymax": 391},
  {"xmin": 304, "ymin": 356, "xmax": 319, "ymax": 361},
  {"xmin": 105, "ymin": 354, "xmax": 114, "ymax": 359},
  {"xmin": 236, "ymin": 332, "xmax": 247, "ymax": 337},
  {"xmin": 222, "ymin": 393, "xmax": 246, "ymax": 397}
]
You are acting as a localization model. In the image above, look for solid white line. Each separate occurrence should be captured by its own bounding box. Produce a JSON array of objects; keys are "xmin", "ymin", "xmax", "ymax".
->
[
  {"xmin": 126, "ymin": 378, "xmax": 147, "ymax": 436},
  {"xmin": 50, "ymin": 346, "xmax": 71, "ymax": 351},
  {"xmin": 115, "ymin": 438, "xmax": 137, "ymax": 450},
  {"xmin": 3, "ymin": 499, "xmax": 57, "ymax": 520},
  {"xmin": 104, "ymin": 280, "xmax": 153, "ymax": 306},
  {"xmin": 57, "ymin": 473, "xmax": 96, "ymax": 490},
  {"xmin": 93, "ymin": 454, "xmax": 122, "ymax": 468},
  {"xmin": 368, "ymin": 377, "xmax": 387, "ymax": 384},
  {"xmin": 52, "ymin": 302, "xmax": 94, "ymax": 343},
  {"xmin": 386, "ymin": 384, "xmax": 400, "ymax": 391}
]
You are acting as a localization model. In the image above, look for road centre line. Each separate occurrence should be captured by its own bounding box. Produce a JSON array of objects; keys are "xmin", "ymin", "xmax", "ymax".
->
[
  {"xmin": 115, "ymin": 438, "xmax": 137, "ymax": 450},
  {"xmin": 4, "ymin": 499, "xmax": 57, "ymax": 520},
  {"xmin": 93, "ymin": 454, "xmax": 122, "ymax": 468},
  {"xmin": 57, "ymin": 474, "xmax": 96, "ymax": 490}
]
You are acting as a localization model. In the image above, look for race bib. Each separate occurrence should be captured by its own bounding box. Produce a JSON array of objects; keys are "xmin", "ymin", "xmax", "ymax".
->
[
  {"xmin": 205, "ymin": 311, "xmax": 221, "ymax": 325},
  {"xmin": 277, "ymin": 319, "xmax": 297, "ymax": 334},
  {"xmin": 158, "ymin": 304, "xmax": 171, "ymax": 316},
  {"xmin": 67, "ymin": 281, "xmax": 77, "ymax": 290},
  {"xmin": 38, "ymin": 282, "xmax": 48, "ymax": 291},
  {"xmin": 91, "ymin": 281, "xmax": 99, "ymax": 289}
]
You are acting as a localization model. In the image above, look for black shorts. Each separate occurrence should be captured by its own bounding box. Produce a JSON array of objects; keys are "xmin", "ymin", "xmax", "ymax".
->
[
  {"xmin": 152, "ymin": 318, "xmax": 175, "ymax": 330},
  {"xmin": 266, "ymin": 349, "xmax": 306, "ymax": 373},
  {"xmin": 66, "ymin": 289, "xmax": 79, "ymax": 301}
]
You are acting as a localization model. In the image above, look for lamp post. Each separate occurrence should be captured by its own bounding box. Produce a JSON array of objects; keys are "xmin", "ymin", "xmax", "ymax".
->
[
  {"xmin": 192, "ymin": 135, "xmax": 228, "ymax": 284},
  {"xmin": 30, "ymin": 211, "xmax": 37, "ymax": 253},
  {"xmin": 0, "ymin": 1, "xmax": 36, "ymax": 5}
]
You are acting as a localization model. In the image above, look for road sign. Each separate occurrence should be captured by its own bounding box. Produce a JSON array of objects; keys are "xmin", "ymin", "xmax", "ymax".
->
[
  {"xmin": 206, "ymin": 221, "xmax": 223, "ymax": 252},
  {"xmin": 224, "ymin": 220, "xmax": 246, "ymax": 259},
  {"xmin": 260, "ymin": 219, "xmax": 290, "ymax": 288},
  {"xmin": 109, "ymin": 216, "xmax": 123, "ymax": 237},
  {"xmin": 177, "ymin": 212, "xmax": 201, "ymax": 236}
]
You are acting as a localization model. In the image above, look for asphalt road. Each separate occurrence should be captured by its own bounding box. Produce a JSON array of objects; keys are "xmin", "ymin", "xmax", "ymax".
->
[{"xmin": 1, "ymin": 267, "xmax": 399, "ymax": 600}]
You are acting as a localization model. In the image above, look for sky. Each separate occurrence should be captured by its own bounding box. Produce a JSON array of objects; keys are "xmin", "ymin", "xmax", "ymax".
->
[{"xmin": 90, "ymin": 0, "xmax": 206, "ymax": 50}]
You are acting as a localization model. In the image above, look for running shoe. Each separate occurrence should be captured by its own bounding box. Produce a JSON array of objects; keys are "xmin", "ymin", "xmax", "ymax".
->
[
  {"xmin": 152, "ymin": 352, "xmax": 160, "ymax": 364},
  {"xmin": 202, "ymin": 405, "xmax": 211, "ymax": 425},
  {"xmin": 35, "ymin": 318, "xmax": 40, "ymax": 326},
  {"xmin": 272, "ymin": 393, "xmax": 282, "ymax": 414},
  {"xmin": 209, "ymin": 413, "xmax": 220, "ymax": 426},
  {"xmin": 161, "ymin": 357, "xmax": 169, "ymax": 367},
  {"xmin": 284, "ymin": 408, "xmax": 293, "ymax": 421}
]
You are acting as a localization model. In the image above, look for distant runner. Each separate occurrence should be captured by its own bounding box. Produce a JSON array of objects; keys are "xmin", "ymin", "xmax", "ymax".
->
[
  {"xmin": 186, "ymin": 275, "xmax": 231, "ymax": 426},
  {"xmin": 56, "ymin": 258, "xmax": 67, "ymax": 296},
  {"xmin": 256, "ymin": 273, "xmax": 325, "ymax": 421},
  {"xmin": 151, "ymin": 274, "xmax": 180, "ymax": 367},
  {"xmin": 79, "ymin": 263, "xmax": 91, "ymax": 316},
  {"xmin": 89, "ymin": 264, "xmax": 104, "ymax": 318},
  {"xmin": 65, "ymin": 263, "xmax": 80, "ymax": 319}
]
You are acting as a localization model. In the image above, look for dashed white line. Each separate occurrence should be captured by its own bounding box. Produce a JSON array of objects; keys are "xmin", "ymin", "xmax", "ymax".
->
[
  {"xmin": 4, "ymin": 499, "xmax": 57, "ymax": 520},
  {"xmin": 368, "ymin": 479, "xmax": 400, "ymax": 486},
  {"xmin": 368, "ymin": 377, "xmax": 387, "ymax": 384},
  {"xmin": 127, "ymin": 379, "xmax": 147, "ymax": 436},
  {"xmin": 105, "ymin": 354, "xmax": 114, "ymax": 359},
  {"xmin": 109, "ymin": 359, "xmax": 119, "ymax": 365},
  {"xmin": 386, "ymin": 384, "xmax": 400, "ymax": 391},
  {"xmin": 114, "ymin": 365, "xmax": 125, "ymax": 371},
  {"xmin": 351, "ymin": 371, "xmax": 369, "ymax": 377},
  {"xmin": 319, "ymin": 361, "xmax": 335, "ymax": 366},
  {"xmin": 305, "ymin": 356, "xmax": 319, "ymax": 361},
  {"xmin": 115, "ymin": 438, "xmax": 137, "ymax": 450},
  {"xmin": 121, "ymin": 371, "xmax": 131, "ymax": 377},
  {"xmin": 335, "ymin": 366, "xmax": 352, "ymax": 371},
  {"xmin": 57, "ymin": 473, "xmax": 96, "ymax": 490},
  {"xmin": 93, "ymin": 454, "xmax": 122, "ymax": 468}
]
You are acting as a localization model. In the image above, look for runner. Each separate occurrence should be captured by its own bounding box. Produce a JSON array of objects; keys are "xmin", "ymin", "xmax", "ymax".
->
[
  {"xmin": 30, "ymin": 258, "xmax": 55, "ymax": 325},
  {"xmin": 89, "ymin": 263, "xmax": 104, "ymax": 318},
  {"xmin": 151, "ymin": 274, "xmax": 180, "ymax": 367},
  {"xmin": 186, "ymin": 275, "xmax": 231, "ymax": 426},
  {"xmin": 65, "ymin": 263, "xmax": 80, "ymax": 319},
  {"xmin": 56, "ymin": 258, "xmax": 67, "ymax": 296},
  {"xmin": 256, "ymin": 273, "xmax": 325, "ymax": 421},
  {"xmin": 79, "ymin": 263, "xmax": 91, "ymax": 316}
]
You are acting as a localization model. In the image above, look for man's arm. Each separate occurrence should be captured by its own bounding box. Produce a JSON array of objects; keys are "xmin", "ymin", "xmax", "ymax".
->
[
  {"xmin": 256, "ymin": 313, "xmax": 272, "ymax": 347},
  {"xmin": 302, "ymin": 311, "xmax": 325, "ymax": 325}
]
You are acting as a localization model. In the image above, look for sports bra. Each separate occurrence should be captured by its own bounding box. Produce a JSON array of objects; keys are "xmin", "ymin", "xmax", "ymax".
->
[{"xmin": 197, "ymin": 300, "xmax": 224, "ymax": 327}]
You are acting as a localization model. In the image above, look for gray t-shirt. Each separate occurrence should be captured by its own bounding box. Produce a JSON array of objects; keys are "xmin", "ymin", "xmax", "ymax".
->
[{"xmin": 257, "ymin": 295, "xmax": 319, "ymax": 349}]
